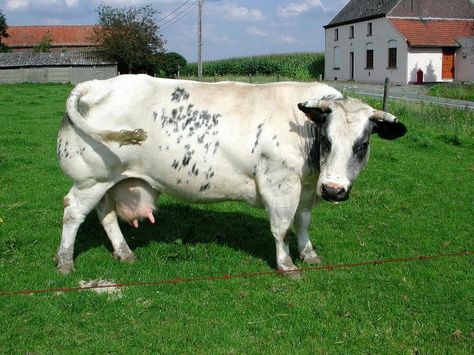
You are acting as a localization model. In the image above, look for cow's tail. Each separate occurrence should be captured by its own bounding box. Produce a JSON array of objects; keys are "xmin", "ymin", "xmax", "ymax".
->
[{"xmin": 66, "ymin": 81, "xmax": 147, "ymax": 146}]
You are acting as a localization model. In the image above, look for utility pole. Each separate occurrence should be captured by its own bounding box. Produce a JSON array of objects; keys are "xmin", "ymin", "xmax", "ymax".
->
[{"xmin": 197, "ymin": 0, "xmax": 203, "ymax": 80}]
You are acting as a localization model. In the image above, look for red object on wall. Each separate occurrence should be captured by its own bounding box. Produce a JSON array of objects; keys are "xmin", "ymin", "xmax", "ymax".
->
[{"xmin": 416, "ymin": 68, "xmax": 424, "ymax": 84}]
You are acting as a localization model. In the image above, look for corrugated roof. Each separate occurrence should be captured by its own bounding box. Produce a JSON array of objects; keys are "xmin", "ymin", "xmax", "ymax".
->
[
  {"xmin": 390, "ymin": 19, "xmax": 474, "ymax": 47},
  {"xmin": 0, "ymin": 52, "xmax": 116, "ymax": 68},
  {"xmin": 4, "ymin": 25, "xmax": 97, "ymax": 48},
  {"xmin": 325, "ymin": 0, "xmax": 399, "ymax": 28}
]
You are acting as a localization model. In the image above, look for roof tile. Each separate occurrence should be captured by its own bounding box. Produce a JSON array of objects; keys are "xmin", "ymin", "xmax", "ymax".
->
[
  {"xmin": 4, "ymin": 25, "xmax": 97, "ymax": 48},
  {"xmin": 390, "ymin": 19, "xmax": 474, "ymax": 47}
]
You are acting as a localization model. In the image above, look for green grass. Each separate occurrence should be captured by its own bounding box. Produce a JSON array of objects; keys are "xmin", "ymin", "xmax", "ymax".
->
[
  {"xmin": 0, "ymin": 82, "xmax": 473, "ymax": 353},
  {"xmin": 428, "ymin": 83, "xmax": 474, "ymax": 102}
]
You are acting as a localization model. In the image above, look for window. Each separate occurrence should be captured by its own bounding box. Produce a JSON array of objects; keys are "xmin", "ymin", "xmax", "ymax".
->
[
  {"xmin": 335, "ymin": 28, "xmax": 339, "ymax": 41},
  {"xmin": 333, "ymin": 46, "xmax": 340, "ymax": 69},
  {"xmin": 366, "ymin": 43, "xmax": 374, "ymax": 69},
  {"xmin": 349, "ymin": 25, "xmax": 354, "ymax": 38},
  {"xmin": 388, "ymin": 40, "xmax": 397, "ymax": 68},
  {"xmin": 367, "ymin": 22, "xmax": 373, "ymax": 36}
]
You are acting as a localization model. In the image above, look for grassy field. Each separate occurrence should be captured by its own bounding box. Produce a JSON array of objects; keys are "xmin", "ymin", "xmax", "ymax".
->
[
  {"xmin": 0, "ymin": 82, "xmax": 473, "ymax": 353},
  {"xmin": 428, "ymin": 83, "xmax": 474, "ymax": 102}
]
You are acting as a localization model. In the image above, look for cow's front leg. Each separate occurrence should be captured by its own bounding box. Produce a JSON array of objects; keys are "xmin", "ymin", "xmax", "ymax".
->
[
  {"xmin": 56, "ymin": 183, "xmax": 111, "ymax": 274},
  {"xmin": 96, "ymin": 191, "xmax": 135, "ymax": 263},
  {"xmin": 294, "ymin": 210, "xmax": 322, "ymax": 264},
  {"xmin": 268, "ymin": 206, "xmax": 300, "ymax": 279}
]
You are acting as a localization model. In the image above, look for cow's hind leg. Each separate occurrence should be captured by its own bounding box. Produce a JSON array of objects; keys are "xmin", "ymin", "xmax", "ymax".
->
[
  {"xmin": 56, "ymin": 183, "xmax": 111, "ymax": 274},
  {"xmin": 294, "ymin": 210, "xmax": 321, "ymax": 264},
  {"xmin": 96, "ymin": 191, "xmax": 135, "ymax": 263}
]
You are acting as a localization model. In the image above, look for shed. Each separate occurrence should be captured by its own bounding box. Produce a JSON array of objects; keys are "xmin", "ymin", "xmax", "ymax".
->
[{"xmin": 0, "ymin": 51, "xmax": 117, "ymax": 84}]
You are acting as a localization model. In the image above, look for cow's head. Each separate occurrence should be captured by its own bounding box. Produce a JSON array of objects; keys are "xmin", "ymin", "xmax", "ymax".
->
[{"xmin": 298, "ymin": 96, "xmax": 406, "ymax": 202}]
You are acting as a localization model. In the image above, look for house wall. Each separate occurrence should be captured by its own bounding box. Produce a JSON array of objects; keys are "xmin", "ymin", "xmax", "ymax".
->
[
  {"xmin": 455, "ymin": 47, "xmax": 474, "ymax": 82},
  {"xmin": 407, "ymin": 48, "xmax": 445, "ymax": 83},
  {"xmin": 325, "ymin": 18, "xmax": 408, "ymax": 84},
  {"xmin": 0, "ymin": 65, "xmax": 117, "ymax": 84}
]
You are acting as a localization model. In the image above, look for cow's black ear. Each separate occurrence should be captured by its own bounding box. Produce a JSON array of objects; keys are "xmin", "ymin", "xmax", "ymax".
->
[
  {"xmin": 298, "ymin": 103, "xmax": 331, "ymax": 125},
  {"xmin": 372, "ymin": 120, "xmax": 407, "ymax": 140}
]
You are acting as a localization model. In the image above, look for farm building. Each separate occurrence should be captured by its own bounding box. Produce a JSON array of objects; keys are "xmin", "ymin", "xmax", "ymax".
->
[
  {"xmin": 324, "ymin": 0, "xmax": 474, "ymax": 84},
  {"xmin": 3, "ymin": 25, "xmax": 98, "ymax": 52},
  {"xmin": 0, "ymin": 51, "xmax": 117, "ymax": 84}
]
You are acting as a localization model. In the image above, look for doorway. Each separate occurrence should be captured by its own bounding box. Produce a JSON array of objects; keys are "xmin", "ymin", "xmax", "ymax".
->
[{"xmin": 442, "ymin": 48, "xmax": 455, "ymax": 80}]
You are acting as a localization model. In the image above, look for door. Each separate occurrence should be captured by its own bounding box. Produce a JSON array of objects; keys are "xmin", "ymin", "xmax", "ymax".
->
[
  {"xmin": 349, "ymin": 52, "xmax": 354, "ymax": 80},
  {"xmin": 442, "ymin": 48, "xmax": 455, "ymax": 80}
]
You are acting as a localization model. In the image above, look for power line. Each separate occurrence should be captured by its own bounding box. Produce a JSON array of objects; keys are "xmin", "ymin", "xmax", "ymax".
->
[
  {"xmin": 159, "ymin": 0, "xmax": 199, "ymax": 30},
  {"xmin": 157, "ymin": 0, "xmax": 193, "ymax": 24}
]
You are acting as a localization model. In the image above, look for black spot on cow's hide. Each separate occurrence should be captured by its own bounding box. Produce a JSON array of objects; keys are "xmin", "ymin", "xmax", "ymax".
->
[
  {"xmin": 171, "ymin": 87, "xmax": 190, "ymax": 103},
  {"xmin": 199, "ymin": 183, "xmax": 210, "ymax": 192},
  {"xmin": 252, "ymin": 123, "xmax": 264, "ymax": 154}
]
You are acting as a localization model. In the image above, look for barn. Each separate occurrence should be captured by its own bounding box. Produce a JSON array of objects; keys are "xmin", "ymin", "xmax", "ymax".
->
[{"xmin": 0, "ymin": 51, "xmax": 117, "ymax": 84}]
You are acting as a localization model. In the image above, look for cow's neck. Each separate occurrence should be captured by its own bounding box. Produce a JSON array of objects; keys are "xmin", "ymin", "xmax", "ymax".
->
[{"xmin": 294, "ymin": 118, "xmax": 320, "ymax": 176}]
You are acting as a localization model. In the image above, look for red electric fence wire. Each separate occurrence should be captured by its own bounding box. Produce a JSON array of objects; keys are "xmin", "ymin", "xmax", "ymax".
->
[{"xmin": 0, "ymin": 250, "xmax": 471, "ymax": 296}]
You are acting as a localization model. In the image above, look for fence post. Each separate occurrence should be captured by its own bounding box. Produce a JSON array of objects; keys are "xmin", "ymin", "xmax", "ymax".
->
[
  {"xmin": 383, "ymin": 77, "xmax": 389, "ymax": 111},
  {"xmin": 249, "ymin": 74, "xmax": 252, "ymax": 83}
]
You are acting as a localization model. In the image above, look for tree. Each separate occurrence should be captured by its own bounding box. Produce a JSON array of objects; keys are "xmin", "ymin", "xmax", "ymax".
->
[
  {"xmin": 33, "ymin": 32, "xmax": 53, "ymax": 53},
  {"xmin": 91, "ymin": 3, "xmax": 165, "ymax": 74},
  {"xmin": 154, "ymin": 52, "xmax": 187, "ymax": 78},
  {"xmin": 0, "ymin": 10, "xmax": 10, "ymax": 53}
]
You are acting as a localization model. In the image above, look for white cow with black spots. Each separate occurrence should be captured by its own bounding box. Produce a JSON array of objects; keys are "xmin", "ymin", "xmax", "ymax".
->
[{"xmin": 56, "ymin": 74, "xmax": 406, "ymax": 277}]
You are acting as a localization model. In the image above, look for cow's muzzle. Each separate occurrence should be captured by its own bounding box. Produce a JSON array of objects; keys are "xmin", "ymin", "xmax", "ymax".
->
[{"xmin": 321, "ymin": 183, "xmax": 350, "ymax": 202}]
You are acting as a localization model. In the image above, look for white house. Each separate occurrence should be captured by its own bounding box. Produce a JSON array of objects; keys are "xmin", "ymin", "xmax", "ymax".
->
[{"xmin": 324, "ymin": 0, "xmax": 474, "ymax": 84}]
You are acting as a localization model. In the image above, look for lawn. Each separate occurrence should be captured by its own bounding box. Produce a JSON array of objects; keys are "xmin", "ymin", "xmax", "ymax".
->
[
  {"xmin": 0, "ymin": 82, "xmax": 473, "ymax": 353},
  {"xmin": 428, "ymin": 83, "xmax": 474, "ymax": 102}
]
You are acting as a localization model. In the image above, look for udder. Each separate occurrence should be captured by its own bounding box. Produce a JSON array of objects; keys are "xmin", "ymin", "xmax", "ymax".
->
[{"xmin": 108, "ymin": 178, "xmax": 158, "ymax": 228}]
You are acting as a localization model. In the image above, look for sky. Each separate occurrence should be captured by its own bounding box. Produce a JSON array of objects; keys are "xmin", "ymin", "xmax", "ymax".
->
[{"xmin": 0, "ymin": 0, "xmax": 349, "ymax": 62}]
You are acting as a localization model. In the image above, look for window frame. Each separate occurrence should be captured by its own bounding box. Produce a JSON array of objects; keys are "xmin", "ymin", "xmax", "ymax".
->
[
  {"xmin": 349, "ymin": 25, "xmax": 354, "ymax": 39},
  {"xmin": 388, "ymin": 47, "xmax": 397, "ymax": 69},
  {"xmin": 366, "ymin": 49, "xmax": 374, "ymax": 69},
  {"xmin": 333, "ymin": 46, "xmax": 341, "ymax": 70},
  {"xmin": 334, "ymin": 28, "xmax": 339, "ymax": 41},
  {"xmin": 367, "ymin": 22, "xmax": 373, "ymax": 36}
]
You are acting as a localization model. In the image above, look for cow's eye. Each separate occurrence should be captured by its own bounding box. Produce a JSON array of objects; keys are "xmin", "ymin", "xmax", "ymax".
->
[{"xmin": 354, "ymin": 142, "xmax": 368, "ymax": 152}]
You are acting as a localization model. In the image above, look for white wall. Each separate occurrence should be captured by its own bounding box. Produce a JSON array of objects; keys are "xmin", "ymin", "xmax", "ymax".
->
[
  {"xmin": 325, "ymin": 18, "xmax": 408, "ymax": 84},
  {"xmin": 455, "ymin": 47, "xmax": 474, "ymax": 82},
  {"xmin": 407, "ymin": 48, "xmax": 451, "ymax": 83}
]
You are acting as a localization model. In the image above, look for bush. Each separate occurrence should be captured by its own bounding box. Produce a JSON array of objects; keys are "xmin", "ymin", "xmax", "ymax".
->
[
  {"xmin": 154, "ymin": 52, "xmax": 187, "ymax": 78},
  {"xmin": 182, "ymin": 52, "xmax": 325, "ymax": 80}
]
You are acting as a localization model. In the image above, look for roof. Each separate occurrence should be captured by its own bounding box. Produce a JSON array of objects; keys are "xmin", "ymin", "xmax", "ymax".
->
[
  {"xmin": 325, "ymin": 0, "xmax": 399, "ymax": 28},
  {"xmin": 4, "ymin": 25, "xmax": 97, "ymax": 48},
  {"xmin": 389, "ymin": 0, "xmax": 474, "ymax": 19},
  {"xmin": 325, "ymin": 0, "xmax": 474, "ymax": 28},
  {"xmin": 389, "ymin": 19, "xmax": 474, "ymax": 47},
  {"xmin": 0, "ymin": 52, "xmax": 116, "ymax": 68}
]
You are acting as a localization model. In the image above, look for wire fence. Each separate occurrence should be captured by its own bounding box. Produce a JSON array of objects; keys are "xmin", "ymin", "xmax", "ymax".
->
[{"xmin": 0, "ymin": 250, "xmax": 471, "ymax": 297}]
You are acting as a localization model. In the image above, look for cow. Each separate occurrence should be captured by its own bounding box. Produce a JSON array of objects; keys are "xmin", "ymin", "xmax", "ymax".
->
[{"xmin": 56, "ymin": 74, "xmax": 406, "ymax": 278}]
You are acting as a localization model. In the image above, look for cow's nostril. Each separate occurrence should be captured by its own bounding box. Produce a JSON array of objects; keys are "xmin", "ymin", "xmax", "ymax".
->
[{"xmin": 321, "ymin": 184, "xmax": 348, "ymax": 201}]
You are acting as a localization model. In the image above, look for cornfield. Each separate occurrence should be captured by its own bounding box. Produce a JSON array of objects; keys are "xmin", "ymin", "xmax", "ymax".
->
[{"xmin": 182, "ymin": 52, "xmax": 325, "ymax": 80}]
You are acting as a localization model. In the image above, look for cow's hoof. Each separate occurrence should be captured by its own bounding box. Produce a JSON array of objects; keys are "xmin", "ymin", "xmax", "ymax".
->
[
  {"xmin": 278, "ymin": 268, "xmax": 303, "ymax": 280},
  {"xmin": 119, "ymin": 252, "xmax": 136, "ymax": 264},
  {"xmin": 301, "ymin": 254, "xmax": 322, "ymax": 265},
  {"xmin": 57, "ymin": 262, "xmax": 75, "ymax": 275}
]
